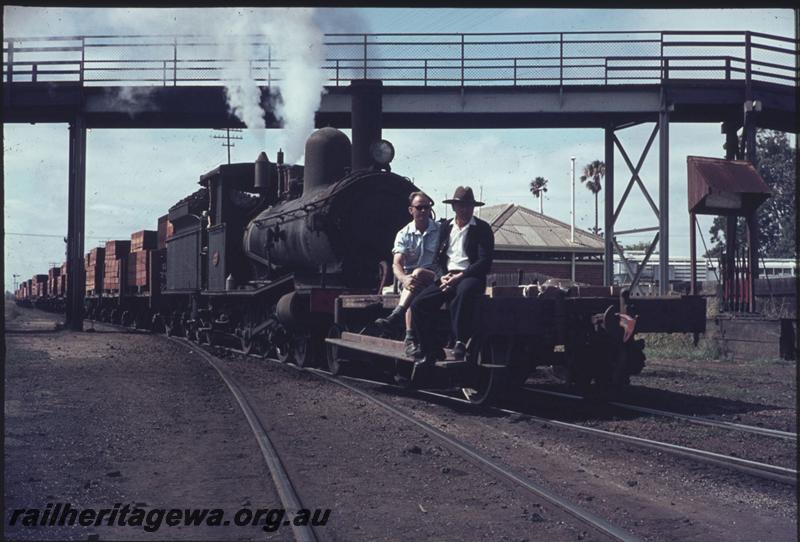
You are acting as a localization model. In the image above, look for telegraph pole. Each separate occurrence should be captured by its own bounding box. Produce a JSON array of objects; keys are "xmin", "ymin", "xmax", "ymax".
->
[{"xmin": 212, "ymin": 128, "xmax": 243, "ymax": 164}]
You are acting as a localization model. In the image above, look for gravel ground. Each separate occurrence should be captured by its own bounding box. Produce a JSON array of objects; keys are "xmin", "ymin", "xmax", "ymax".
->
[
  {"xmin": 5, "ymin": 304, "xmax": 797, "ymax": 541},
  {"xmin": 5, "ymin": 306, "xmax": 594, "ymax": 541},
  {"xmin": 5, "ymin": 305, "xmax": 288, "ymax": 541},
  {"xmin": 347, "ymin": 380, "xmax": 797, "ymax": 541}
]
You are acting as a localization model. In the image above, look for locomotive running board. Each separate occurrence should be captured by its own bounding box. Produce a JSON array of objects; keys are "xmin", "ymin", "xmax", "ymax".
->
[
  {"xmin": 326, "ymin": 332, "xmax": 469, "ymax": 368},
  {"xmin": 204, "ymin": 275, "xmax": 295, "ymax": 297}
]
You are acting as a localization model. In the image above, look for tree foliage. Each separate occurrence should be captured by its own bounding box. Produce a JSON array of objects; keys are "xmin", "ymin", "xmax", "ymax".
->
[
  {"xmin": 580, "ymin": 160, "xmax": 605, "ymax": 234},
  {"xmin": 706, "ymin": 130, "xmax": 796, "ymax": 258},
  {"xmin": 529, "ymin": 176, "xmax": 548, "ymax": 198},
  {"xmin": 624, "ymin": 241, "xmax": 652, "ymax": 251},
  {"xmin": 580, "ymin": 160, "xmax": 605, "ymax": 194}
]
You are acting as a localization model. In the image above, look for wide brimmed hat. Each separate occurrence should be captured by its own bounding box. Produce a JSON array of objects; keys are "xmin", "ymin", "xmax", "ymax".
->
[{"xmin": 442, "ymin": 186, "xmax": 484, "ymax": 206}]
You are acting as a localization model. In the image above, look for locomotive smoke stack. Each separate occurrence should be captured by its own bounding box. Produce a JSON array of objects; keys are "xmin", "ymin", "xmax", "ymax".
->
[
  {"xmin": 303, "ymin": 127, "xmax": 352, "ymax": 195},
  {"xmin": 350, "ymin": 79, "xmax": 383, "ymax": 171},
  {"xmin": 277, "ymin": 148, "xmax": 284, "ymax": 165},
  {"xmin": 254, "ymin": 152, "xmax": 269, "ymax": 189}
]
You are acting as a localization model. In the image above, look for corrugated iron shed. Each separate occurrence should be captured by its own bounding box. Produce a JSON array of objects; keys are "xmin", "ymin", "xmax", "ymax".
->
[{"xmin": 480, "ymin": 204, "xmax": 604, "ymax": 253}]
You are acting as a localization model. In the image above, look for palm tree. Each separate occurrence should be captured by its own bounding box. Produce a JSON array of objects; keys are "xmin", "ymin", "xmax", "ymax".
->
[
  {"xmin": 529, "ymin": 176, "xmax": 549, "ymax": 214},
  {"xmin": 580, "ymin": 160, "xmax": 605, "ymax": 235}
]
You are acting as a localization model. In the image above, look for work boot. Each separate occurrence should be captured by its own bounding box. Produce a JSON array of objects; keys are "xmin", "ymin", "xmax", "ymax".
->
[
  {"xmin": 375, "ymin": 305, "xmax": 406, "ymax": 332},
  {"xmin": 404, "ymin": 330, "xmax": 421, "ymax": 358}
]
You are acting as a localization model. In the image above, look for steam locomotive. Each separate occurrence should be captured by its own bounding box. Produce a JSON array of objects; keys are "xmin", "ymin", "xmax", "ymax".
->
[{"xmin": 158, "ymin": 80, "xmax": 417, "ymax": 365}]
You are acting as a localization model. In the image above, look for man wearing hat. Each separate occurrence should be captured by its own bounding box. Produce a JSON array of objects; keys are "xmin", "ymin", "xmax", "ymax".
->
[{"xmin": 407, "ymin": 186, "xmax": 494, "ymax": 367}]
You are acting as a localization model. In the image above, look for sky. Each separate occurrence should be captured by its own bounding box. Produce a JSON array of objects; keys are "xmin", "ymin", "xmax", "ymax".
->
[{"xmin": 3, "ymin": 7, "xmax": 796, "ymax": 291}]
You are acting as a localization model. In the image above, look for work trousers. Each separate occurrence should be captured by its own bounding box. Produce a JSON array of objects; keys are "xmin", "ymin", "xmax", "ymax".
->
[{"xmin": 409, "ymin": 276, "xmax": 484, "ymax": 353}]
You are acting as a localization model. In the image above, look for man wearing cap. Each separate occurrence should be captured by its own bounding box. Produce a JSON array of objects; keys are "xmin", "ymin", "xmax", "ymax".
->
[{"xmin": 408, "ymin": 186, "xmax": 494, "ymax": 367}]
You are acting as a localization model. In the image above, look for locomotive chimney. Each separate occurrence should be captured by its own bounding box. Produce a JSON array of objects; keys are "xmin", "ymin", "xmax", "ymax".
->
[
  {"xmin": 350, "ymin": 79, "xmax": 383, "ymax": 171},
  {"xmin": 254, "ymin": 152, "xmax": 270, "ymax": 189}
]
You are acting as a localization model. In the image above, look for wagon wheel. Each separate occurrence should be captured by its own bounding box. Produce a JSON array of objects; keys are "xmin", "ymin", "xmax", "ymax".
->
[
  {"xmin": 198, "ymin": 324, "xmax": 215, "ymax": 346},
  {"xmin": 462, "ymin": 337, "xmax": 510, "ymax": 406},
  {"xmin": 164, "ymin": 313, "xmax": 177, "ymax": 336},
  {"xmin": 151, "ymin": 314, "xmax": 165, "ymax": 334},
  {"xmin": 186, "ymin": 320, "xmax": 200, "ymax": 343},
  {"xmin": 326, "ymin": 324, "xmax": 345, "ymax": 375}
]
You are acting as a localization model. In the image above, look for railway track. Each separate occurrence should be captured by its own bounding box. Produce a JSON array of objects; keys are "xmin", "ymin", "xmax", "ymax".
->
[
  {"xmin": 91, "ymin": 318, "xmax": 797, "ymax": 488},
  {"xmin": 87, "ymin": 318, "xmax": 643, "ymax": 540},
  {"xmin": 167, "ymin": 337, "xmax": 319, "ymax": 542},
  {"xmin": 317, "ymin": 371, "xmax": 797, "ymax": 487},
  {"xmin": 523, "ymin": 386, "xmax": 797, "ymax": 440},
  {"xmin": 305, "ymin": 367, "xmax": 640, "ymax": 542},
  {"xmin": 82, "ymin": 320, "xmax": 799, "ymax": 508}
]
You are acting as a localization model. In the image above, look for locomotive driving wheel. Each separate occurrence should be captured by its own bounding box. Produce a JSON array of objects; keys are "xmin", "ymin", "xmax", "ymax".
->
[
  {"xmin": 240, "ymin": 327, "xmax": 256, "ymax": 356},
  {"xmin": 292, "ymin": 334, "xmax": 314, "ymax": 368},
  {"xmin": 268, "ymin": 319, "xmax": 292, "ymax": 363}
]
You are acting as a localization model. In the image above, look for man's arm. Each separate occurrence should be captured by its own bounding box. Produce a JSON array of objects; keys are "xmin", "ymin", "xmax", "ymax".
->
[{"xmin": 461, "ymin": 220, "xmax": 494, "ymax": 280}]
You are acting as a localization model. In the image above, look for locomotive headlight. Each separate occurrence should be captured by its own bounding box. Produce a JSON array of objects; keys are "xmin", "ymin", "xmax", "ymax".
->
[{"xmin": 370, "ymin": 140, "xmax": 395, "ymax": 167}]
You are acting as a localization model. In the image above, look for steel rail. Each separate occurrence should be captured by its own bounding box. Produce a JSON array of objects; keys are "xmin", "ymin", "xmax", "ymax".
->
[
  {"xmin": 297, "ymin": 368, "xmax": 796, "ymax": 486},
  {"xmin": 303, "ymin": 368, "xmax": 640, "ymax": 542},
  {"xmin": 167, "ymin": 337, "xmax": 318, "ymax": 542},
  {"xmin": 80, "ymin": 318, "xmax": 797, "ymax": 489},
  {"xmin": 397, "ymin": 384, "xmax": 797, "ymax": 485},
  {"xmin": 167, "ymin": 339, "xmax": 637, "ymax": 541},
  {"xmin": 523, "ymin": 386, "xmax": 797, "ymax": 440}
]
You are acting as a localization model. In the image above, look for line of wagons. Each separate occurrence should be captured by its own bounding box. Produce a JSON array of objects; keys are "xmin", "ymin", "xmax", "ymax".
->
[{"xmin": 15, "ymin": 213, "xmax": 706, "ymax": 406}]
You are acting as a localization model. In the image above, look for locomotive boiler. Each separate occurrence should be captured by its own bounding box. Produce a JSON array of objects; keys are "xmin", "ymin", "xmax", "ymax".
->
[{"xmin": 244, "ymin": 127, "xmax": 416, "ymax": 289}]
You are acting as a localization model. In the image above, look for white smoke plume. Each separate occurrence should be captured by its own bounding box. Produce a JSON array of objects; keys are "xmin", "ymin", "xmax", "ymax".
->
[
  {"xmin": 5, "ymin": 7, "xmax": 343, "ymax": 160},
  {"xmin": 215, "ymin": 13, "xmax": 267, "ymax": 131},
  {"xmin": 261, "ymin": 8, "xmax": 329, "ymax": 163}
]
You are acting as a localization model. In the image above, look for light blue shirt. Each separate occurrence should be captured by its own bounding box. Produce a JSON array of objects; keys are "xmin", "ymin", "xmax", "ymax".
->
[{"xmin": 392, "ymin": 218, "xmax": 441, "ymax": 274}]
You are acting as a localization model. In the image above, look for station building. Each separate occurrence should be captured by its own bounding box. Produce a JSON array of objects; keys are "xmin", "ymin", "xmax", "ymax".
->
[{"xmin": 479, "ymin": 204, "xmax": 605, "ymax": 285}]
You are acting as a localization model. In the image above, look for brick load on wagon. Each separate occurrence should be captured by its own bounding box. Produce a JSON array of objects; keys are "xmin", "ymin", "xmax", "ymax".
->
[
  {"xmin": 47, "ymin": 267, "xmax": 61, "ymax": 296},
  {"xmin": 126, "ymin": 248, "xmax": 165, "ymax": 294},
  {"xmin": 103, "ymin": 240, "xmax": 131, "ymax": 293},
  {"xmin": 33, "ymin": 275, "xmax": 48, "ymax": 298},
  {"xmin": 85, "ymin": 247, "xmax": 106, "ymax": 295},
  {"xmin": 157, "ymin": 215, "xmax": 173, "ymax": 250},
  {"xmin": 131, "ymin": 230, "xmax": 158, "ymax": 252},
  {"xmin": 58, "ymin": 262, "xmax": 68, "ymax": 297}
]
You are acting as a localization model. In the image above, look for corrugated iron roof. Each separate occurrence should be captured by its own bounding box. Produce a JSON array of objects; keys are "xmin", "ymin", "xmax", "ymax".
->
[
  {"xmin": 687, "ymin": 156, "xmax": 771, "ymax": 213},
  {"xmin": 481, "ymin": 203, "xmax": 604, "ymax": 253}
]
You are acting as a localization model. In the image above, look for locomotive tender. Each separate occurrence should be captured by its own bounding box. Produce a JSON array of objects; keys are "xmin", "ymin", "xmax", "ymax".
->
[{"xmin": 17, "ymin": 79, "xmax": 707, "ymax": 404}]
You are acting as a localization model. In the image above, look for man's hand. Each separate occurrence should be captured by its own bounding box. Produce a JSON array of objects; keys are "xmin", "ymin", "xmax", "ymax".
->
[
  {"xmin": 401, "ymin": 274, "xmax": 417, "ymax": 292},
  {"xmin": 439, "ymin": 271, "xmax": 463, "ymax": 292}
]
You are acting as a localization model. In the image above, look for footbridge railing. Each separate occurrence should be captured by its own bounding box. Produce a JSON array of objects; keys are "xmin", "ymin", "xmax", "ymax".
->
[{"xmin": 3, "ymin": 30, "xmax": 797, "ymax": 88}]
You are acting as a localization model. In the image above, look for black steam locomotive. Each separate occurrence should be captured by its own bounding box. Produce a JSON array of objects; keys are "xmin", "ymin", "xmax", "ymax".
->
[{"xmin": 160, "ymin": 81, "xmax": 417, "ymax": 364}]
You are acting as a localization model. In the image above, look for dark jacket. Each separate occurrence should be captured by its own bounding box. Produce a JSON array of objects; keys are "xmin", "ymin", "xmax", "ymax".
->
[{"xmin": 435, "ymin": 216, "xmax": 494, "ymax": 281}]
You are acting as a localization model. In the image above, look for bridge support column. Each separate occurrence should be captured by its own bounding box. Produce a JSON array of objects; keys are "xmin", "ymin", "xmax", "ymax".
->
[
  {"xmin": 603, "ymin": 126, "xmax": 614, "ymax": 286},
  {"xmin": 658, "ymin": 108, "xmax": 669, "ymax": 294},
  {"xmin": 66, "ymin": 114, "xmax": 87, "ymax": 331},
  {"xmin": 722, "ymin": 122, "xmax": 739, "ymax": 310}
]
